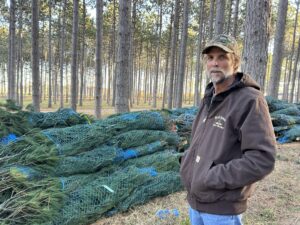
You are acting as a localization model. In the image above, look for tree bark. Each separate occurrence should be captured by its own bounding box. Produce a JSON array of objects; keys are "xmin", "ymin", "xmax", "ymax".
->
[
  {"xmin": 59, "ymin": 0, "xmax": 66, "ymax": 108},
  {"xmin": 71, "ymin": 0, "xmax": 79, "ymax": 111},
  {"xmin": 8, "ymin": 0, "xmax": 16, "ymax": 100},
  {"xmin": 194, "ymin": 0, "xmax": 205, "ymax": 106},
  {"xmin": 268, "ymin": 0, "xmax": 288, "ymax": 98},
  {"xmin": 167, "ymin": 0, "xmax": 180, "ymax": 109},
  {"xmin": 112, "ymin": 0, "xmax": 117, "ymax": 106},
  {"xmin": 226, "ymin": 0, "xmax": 233, "ymax": 34},
  {"xmin": 153, "ymin": 1, "xmax": 163, "ymax": 108},
  {"xmin": 79, "ymin": 0, "xmax": 86, "ymax": 107},
  {"xmin": 215, "ymin": 0, "xmax": 225, "ymax": 35},
  {"xmin": 115, "ymin": 0, "xmax": 131, "ymax": 113},
  {"xmin": 289, "ymin": 35, "xmax": 300, "ymax": 103},
  {"xmin": 95, "ymin": 0, "xmax": 103, "ymax": 118},
  {"xmin": 162, "ymin": 6, "xmax": 173, "ymax": 108},
  {"xmin": 232, "ymin": 0, "xmax": 240, "ymax": 38},
  {"xmin": 283, "ymin": 1, "xmax": 299, "ymax": 101},
  {"xmin": 175, "ymin": 0, "xmax": 189, "ymax": 108},
  {"xmin": 241, "ymin": 0, "xmax": 270, "ymax": 90},
  {"xmin": 32, "ymin": 0, "xmax": 40, "ymax": 112},
  {"xmin": 48, "ymin": 0, "xmax": 52, "ymax": 108},
  {"xmin": 209, "ymin": 0, "xmax": 215, "ymax": 39}
]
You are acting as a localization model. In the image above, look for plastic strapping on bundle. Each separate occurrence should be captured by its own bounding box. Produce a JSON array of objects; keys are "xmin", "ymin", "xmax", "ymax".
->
[
  {"xmin": 0, "ymin": 133, "xmax": 18, "ymax": 145},
  {"xmin": 100, "ymin": 185, "xmax": 115, "ymax": 193},
  {"xmin": 119, "ymin": 113, "xmax": 139, "ymax": 121},
  {"xmin": 277, "ymin": 136, "xmax": 289, "ymax": 144},
  {"xmin": 138, "ymin": 167, "xmax": 158, "ymax": 177},
  {"xmin": 114, "ymin": 149, "xmax": 138, "ymax": 162}
]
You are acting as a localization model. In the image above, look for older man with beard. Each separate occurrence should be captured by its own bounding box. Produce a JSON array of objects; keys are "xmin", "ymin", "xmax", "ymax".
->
[{"xmin": 180, "ymin": 34, "xmax": 276, "ymax": 225}]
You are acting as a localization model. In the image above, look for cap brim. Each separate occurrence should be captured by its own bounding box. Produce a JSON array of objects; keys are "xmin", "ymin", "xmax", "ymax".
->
[{"xmin": 202, "ymin": 44, "xmax": 234, "ymax": 54}]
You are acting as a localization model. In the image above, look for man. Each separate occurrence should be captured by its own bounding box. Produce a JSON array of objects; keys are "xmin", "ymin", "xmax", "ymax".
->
[{"xmin": 180, "ymin": 34, "xmax": 276, "ymax": 225}]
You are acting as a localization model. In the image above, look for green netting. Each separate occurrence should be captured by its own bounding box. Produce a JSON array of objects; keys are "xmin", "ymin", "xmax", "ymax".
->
[
  {"xmin": 42, "ymin": 111, "xmax": 171, "ymax": 156},
  {"xmin": 271, "ymin": 106, "xmax": 300, "ymax": 116},
  {"xmin": 271, "ymin": 114, "xmax": 300, "ymax": 127},
  {"xmin": 115, "ymin": 171, "xmax": 182, "ymax": 213},
  {"xmin": 108, "ymin": 130, "xmax": 179, "ymax": 149},
  {"xmin": 265, "ymin": 96, "xmax": 293, "ymax": 113},
  {"xmin": 121, "ymin": 150, "xmax": 181, "ymax": 172},
  {"xmin": 54, "ymin": 141, "xmax": 171, "ymax": 177},
  {"xmin": 54, "ymin": 145, "xmax": 120, "ymax": 176},
  {"xmin": 0, "ymin": 108, "xmax": 193, "ymax": 225},
  {"xmin": 26, "ymin": 108, "xmax": 90, "ymax": 129},
  {"xmin": 273, "ymin": 125, "xmax": 291, "ymax": 134},
  {"xmin": 163, "ymin": 107, "xmax": 198, "ymax": 118},
  {"xmin": 104, "ymin": 111, "xmax": 171, "ymax": 130},
  {"xmin": 277, "ymin": 125, "xmax": 300, "ymax": 143},
  {"xmin": 53, "ymin": 166, "xmax": 151, "ymax": 225}
]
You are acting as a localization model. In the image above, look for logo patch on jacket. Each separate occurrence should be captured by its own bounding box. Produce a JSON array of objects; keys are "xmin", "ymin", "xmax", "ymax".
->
[{"xmin": 213, "ymin": 115, "xmax": 226, "ymax": 129}]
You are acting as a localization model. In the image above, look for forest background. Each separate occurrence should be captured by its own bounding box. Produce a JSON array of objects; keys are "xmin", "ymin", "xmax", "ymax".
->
[{"xmin": 0, "ymin": 0, "xmax": 299, "ymax": 118}]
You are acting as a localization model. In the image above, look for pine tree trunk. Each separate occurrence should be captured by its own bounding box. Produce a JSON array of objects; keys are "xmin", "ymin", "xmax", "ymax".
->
[
  {"xmin": 283, "ymin": 1, "xmax": 299, "ymax": 101},
  {"xmin": 289, "ymin": 36, "xmax": 300, "ymax": 103},
  {"xmin": 144, "ymin": 43, "xmax": 150, "ymax": 104},
  {"xmin": 79, "ymin": 0, "xmax": 86, "ymax": 107},
  {"xmin": 32, "ymin": 0, "xmax": 40, "ymax": 112},
  {"xmin": 241, "ymin": 0, "xmax": 270, "ymax": 90},
  {"xmin": 175, "ymin": 0, "xmax": 189, "ymax": 108},
  {"xmin": 296, "ymin": 71, "xmax": 300, "ymax": 102},
  {"xmin": 153, "ymin": 1, "xmax": 163, "ymax": 108},
  {"xmin": 194, "ymin": 0, "xmax": 205, "ymax": 106},
  {"xmin": 115, "ymin": 0, "xmax": 131, "ymax": 113},
  {"xmin": 188, "ymin": 48, "xmax": 193, "ymax": 105},
  {"xmin": 209, "ymin": 0, "xmax": 215, "ymax": 39},
  {"xmin": 215, "ymin": 0, "xmax": 225, "ymax": 35},
  {"xmin": 232, "ymin": 0, "xmax": 240, "ymax": 38},
  {"xmin": 137, "ymin": 42, "xmax": 142, "ymax": 105},
  {"xmin": 112, "ymin": 0, "xmax": 117, "ymax": 106},
  {"xmin": 60, "ymin": 0, "xmax": 66, "ymax": 108},
  {"xmin": 162, "ymin": 10, "xmax": 173, "ymax": 108},
  {"xmin": 17, "ymin": 6, "xmax": 23, "ymax": 105},
  {"xmin": 268, "ymin": 0, "xmax": 288, "ymax": 98},
  {"xmin": 71, "ymin": 0, "xmax": 79, "ymax": 111},
  {"xmin": 95, "ymin": 0, "xmax": 103, "ymax": 118},
  {"xmin": 48, "ymin": 0, "xmax": 52, "ymax": 108},
  {"xmin": 128, "ymin": 1, "xmax": 136, "ymax": 108},
  {"xmin": 226, "ymin": 0, "xmax": 233, "ymax": 34},
  {"xmin": 8, "ymin": 0, "xmax": 16, "ymax": 100},
  {"xmin": 167, "ymin": 0, "xmax": 180, "ymax": 109}
]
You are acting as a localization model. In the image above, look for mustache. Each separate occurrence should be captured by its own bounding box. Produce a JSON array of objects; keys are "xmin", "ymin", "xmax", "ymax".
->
[{"xmin": 207, "ymin": 68, "xmax": 225, "ymax": 74}]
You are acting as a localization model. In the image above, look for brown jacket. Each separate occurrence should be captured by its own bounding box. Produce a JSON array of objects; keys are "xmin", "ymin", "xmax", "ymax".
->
[{"xmin": 180, "ymin": 73, "xmax": 276, "ymax": 215}]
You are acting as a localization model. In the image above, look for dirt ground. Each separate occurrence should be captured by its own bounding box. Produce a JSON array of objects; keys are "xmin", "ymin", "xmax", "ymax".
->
[{"xmin": 92, "ymin": 143, "xmax": 300, "ymax": 225}]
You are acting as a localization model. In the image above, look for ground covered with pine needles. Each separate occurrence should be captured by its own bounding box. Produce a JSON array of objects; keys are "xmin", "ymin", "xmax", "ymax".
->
[{"xmin": 92, "ymin": 142, "xmax": 300, "ymax": 225}]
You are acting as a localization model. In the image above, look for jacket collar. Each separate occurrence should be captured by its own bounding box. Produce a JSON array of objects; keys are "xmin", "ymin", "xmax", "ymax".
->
[{"xmin": 203, "ymin": 72, "xmax": 260, "ymax": 106}]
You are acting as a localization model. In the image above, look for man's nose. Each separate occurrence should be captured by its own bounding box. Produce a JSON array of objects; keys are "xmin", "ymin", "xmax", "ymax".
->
[{"xmin": 212, "ymin": 59, "xmax": 218, "ymax": 66}]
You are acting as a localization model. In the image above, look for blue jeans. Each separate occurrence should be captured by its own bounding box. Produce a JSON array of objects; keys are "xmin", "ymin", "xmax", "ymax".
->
[{"xmin": 189, "ymin": 206, "xmax": 243, "ymax": 225}]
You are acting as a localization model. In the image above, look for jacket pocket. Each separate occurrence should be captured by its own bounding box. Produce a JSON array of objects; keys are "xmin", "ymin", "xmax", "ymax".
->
[
  {"xmin": 221, "ymin": 184, "xmax": 255, "ymax": 202},
  {"xmin": 190, "ymin": 157, "xmax": 225, "ymax": 203}
]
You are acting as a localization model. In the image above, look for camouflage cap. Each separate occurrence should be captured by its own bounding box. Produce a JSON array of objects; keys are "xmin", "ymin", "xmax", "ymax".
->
[{"xmin": 202, "ymin": 34, "xmax": 238, "ymax": 54}]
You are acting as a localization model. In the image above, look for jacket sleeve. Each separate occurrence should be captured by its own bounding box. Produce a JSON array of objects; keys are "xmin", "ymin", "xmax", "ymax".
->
[{"xmin": 204, "ymin": 96, "xmax": 276, "ymax": 190}]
